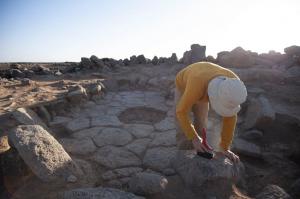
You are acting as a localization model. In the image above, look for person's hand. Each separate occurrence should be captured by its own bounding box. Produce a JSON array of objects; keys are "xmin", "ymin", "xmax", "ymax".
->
[
  {"xmin": 192, "ymin": 136, "xmax": 208, "ymax": 152},
  {"xmin": 215, "ymin": 150, "xmax": 240, "ymax": 163}
]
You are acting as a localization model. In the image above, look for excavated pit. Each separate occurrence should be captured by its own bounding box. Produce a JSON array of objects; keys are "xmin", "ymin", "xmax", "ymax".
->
[{"xmin": 118, "ymin": 106, "xmax": 167, "ymax": 124}]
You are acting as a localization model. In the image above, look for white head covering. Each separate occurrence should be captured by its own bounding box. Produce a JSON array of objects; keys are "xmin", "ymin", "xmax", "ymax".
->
[{"xmin": 208, "ymin": 76, "xmax": 247, "ymax": 117}]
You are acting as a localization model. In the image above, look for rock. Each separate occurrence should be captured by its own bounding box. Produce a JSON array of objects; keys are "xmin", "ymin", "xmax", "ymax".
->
[
  {"xmin": 80, "ymin": 57, "xmax": 94, "ymax": 68},
  {"xmin": 32, "ymin": 64, "xmax": 52, "ymax": 75},
  {"xmin": 125, "ymin": 124, "xmax": 154, "ymax": 138},
  {"xmin": 182, "ymin": 50, "xmax": 192, "ymax": 64},
  {"xmin": 86, "ymin": 83, "xmax": 103, "ymax": 96},
  {"xmin": 240, "ymin": 129, "xmax": 263, "ymax": 140},
  {"xmin": 130, "ymin": 55, "xmax": 137, "ymax": 65},
  {"xmin": 67, "ymin": 175, "xmax": 77, "ymax": 183},
  {"xmin": 243, "ymin": 95, "xmax": 275, "ymax": 130},
  {"xmin": 23, "ymin": 69, "xmax": 35, "ymax": 77},
  {"xmin": 232, "ymin": 138, "xmax": 262, "ymax": 158},
  {"xmin": 123, "ymin": 58, "xmax": 130, "ymax": 66},
  {"xmin": 206, "ymin": 55, "xmax": 216, "ymax": 63},
  {"xmin": 136, "ymin": 55, "xmax": 147, "ymax": 64},
  {"xmin": 256, "ymin": 184, "xmax": 291, "ymax": 199},
  {"xmin": 74, "ymin": 158, "xmax": 97, "ymax": 184},
  {"xmin": 67, "ymin": 85, "xmax": 88, "ymax": 104},
  {"xmin": 12, "ymin": 107, "xmax": 48, "ymax": 130},
  {"xmin": 284, "ymin": 45, "xmax": 300, "ymax": 57},
  {"xmin": 125, "ymin": 138, "xmax": 151, "ymax": 157},
  {"xmin": 128, "ymin": 172, "xmax": 168, "ymax": 195},
  {"xmin": 54, "ymin": 70, "xmax": 63, "ymax": 76},
  {"xmin": 152, "ymin": 56, "xmax": 159, "ymax": 65},
  {"xmin": 231, "ymin": 68, "xmax": 284, "ymax": 83},
  {"xmin": 290, "ymin": 178, "xmax": 300, "ymax": 198},
  {"xmin": 58, "ymin": 187, "xmax": 145, "ymax": 199},
  {"xmin": 285, "ymin": 65, "xmax": 300, "ymax": 84},
  {"xmin": 49, "ymin": 116, "xmax": 72, "ymax": 127},
  {"xmin": 92, "ymin": 127, "xmax": 133, "ymax": 147},
  {"xmin": 0, "ymin": 136, "xmax": 10, "ymax": 153},
  {"xmin": 168, "ymin": 53, "xmax": 178, "ymax": 64},
  {"xmin": 36, "ymin": 105, "xmax": 51, "ymax": 124},
  {"xmin": 90, "ymin": 55, "xmax": 105, "ymax": 69},
  {"xmin": 154, "ymin": 117, "xmax": 175, "ymax": 131},
  {"xmin": 190, "ymin": 44, "xmax": 206, "ymax": 64},
  {"xmin": 181, "ymin": 44, "xmax": 206, "ymax": 65},
  {"xmin": 217, "ymin": 47, "xmax": 256, "ymax": 67},
  {"xmin": 92, "ymin": 146, "xmax": 141, "ymax": 169},
  {"xmin": 9, "ymin": 125, "xmax": 82, "ymax": 182},
  {"xmin": 158, "ymin": 57, "xmax": 168, "ymax": 63},
  {"xmin": 59, "ymin": 138, "xmax": 97, "ymax": 155},
  {"xmin": 91, "ymin": 115, "xmax": 122, "ymax": 127},
  {"xmin": 149, "ymin": 131, "xmax": 176, "ymax": 147},
  {"xmin": 66, "ymin": 117, "xmax": 90, "ymax": 132},
  {"xmin": 72, "ymin": 127, "xmax": 102, "ymax": 139},
  {"xmin": 172, "ymin": 150, "xmax": 244, "ymax": 198},
  {"xmin": 10, "ymin": 69, "xmax": 25, "ymax": 78},
  {"xmin": 20, "ymin": 78, "xmax": 31, "ymax": 86},
  {"xmin": 143, "ymin": 147, "xmax": 177, "ymax": 172},
  {"xmin": 102, "ymin": 167, "xmax": 143, "ymax": 180}
]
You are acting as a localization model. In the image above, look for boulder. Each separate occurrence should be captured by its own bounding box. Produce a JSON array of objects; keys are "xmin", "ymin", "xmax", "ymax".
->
[
  {"xmin": 181, "ymin": 44, "xmax": 206, "ymax": 65},
  {"xmin": 206, "ymin": 55, "xmax": 216, "ymax": 63},
  {"xmin": 32, "ymin": 64, "xmax": 52, "ymax": 75},
  {"xmin": 152, "ymin": 56, "xmax": 159, "ymax": 65},
  {"xmin": 284, "ymin": 45, "xmax": 300, "ymax": 57},
  {"xmin": 10, "ymin": 69, "xmax": 25, "ymax": 78},
  {"xmin": 128, "ymin": 172, "xmax": 168, "ymax": 195},
  {"xmin": 255, "ymin": 184, "xmax": 291, "ymax": 199},
  {"xmin": 9, "ymin": 125, "xmax": 82, "ymax": 182},
  {"xmin": 130, "ymin": 55, "xmax": 137, "ymax": 65},
  {"xmin": 232, "ymin": 138, "xmax": 262, "ymax": 158},
  {"xmin": 190, "ymin": 44, "xmax": 206, "ymax": 64},
  {"xmin": 143, "ymin": 147, "xmax": 177, "ymax": 172},
  {"xmin": 67, "ymin": 85, "xmax": 88, "ymax": 104},
  {"xmin": 80, "ymin": 57, "xmax": 94, "ymax": 69},
  {"xmin": 243, "ymin": 95, "xmax": 275, "ymax": 130},
  {"xmin": 12, "ymin": 107, "xmax": 48, "ymax": 130},
  {"xmin": 58, "ymin": 187, "xmax": 145, "ymax": 199},
  {"xmin": 123, "ymin": 58, "xmax": 130, "ymax": 66},
  {"xmin": 182, "ymin": 50, "xmax": 192, "ymax": 64},
  {"xmin": 136, "ymin": 55, "xmax": 147, "ymax": 64},
  {"xmin": 90, "ymin": 55, "xmax": 106, "ymax": 69},
  {"xmin": 217, "ymin": 47, "xmax": 256, "ymax": 67},
  {"xmin": 168, "ymin": 53, "xmax": 178, "ymax": 64},
  {"xmin": 240, "ymin": 129, "xmax": 263, "ymax": 140},
  {"xmin": 172, "ymin": 150, "xmax": 244, "ymax": 198},
  {"xmin": 231, "ymin": 68, "xmax": 284, "ymax": 83}
]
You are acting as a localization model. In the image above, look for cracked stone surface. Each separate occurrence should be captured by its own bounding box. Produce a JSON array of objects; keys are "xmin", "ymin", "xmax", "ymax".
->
[{"xmin": 93, "ymin": 127, "xmax": 133, "ymax": 147}]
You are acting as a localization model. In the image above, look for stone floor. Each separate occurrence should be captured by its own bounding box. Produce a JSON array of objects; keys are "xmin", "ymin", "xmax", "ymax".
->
[{"xmin": 52, "ymin": 90, "xmax": 182, "ymax": 188}]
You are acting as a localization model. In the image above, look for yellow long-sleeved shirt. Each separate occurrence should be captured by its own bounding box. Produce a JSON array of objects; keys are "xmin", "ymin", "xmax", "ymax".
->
[{"xmin": 175, "ymin": 62, "xmax": 238, "ymax": 151}]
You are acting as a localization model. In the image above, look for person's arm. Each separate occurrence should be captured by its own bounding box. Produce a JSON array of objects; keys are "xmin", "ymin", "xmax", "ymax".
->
[
  {"xmin": 176, "ymin": 76, "xmax": 204, "ymax": 140},
  {"xmin": 219, "ymin": 115, "xmax": 237, "ymax": 151},
  {"xmin": 192, "ymin": 101, "xmax": 209, "ymax": 133}
]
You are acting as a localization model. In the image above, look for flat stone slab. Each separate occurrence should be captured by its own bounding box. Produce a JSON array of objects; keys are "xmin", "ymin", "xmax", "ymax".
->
[
  {"xmin": 125, "ymin": 124, "xmax": 154, "ymax": 138},
  {"xmin": 149, "ymin": 131, "xmax": 176, "ymax": 147},
  {"xmin": 72, "ymin": 127, "xmax": 103, "ymax": 139},
  {"xmin": 9, "ymin": 125, "xmax": 82, "ymax": 182},
  {"xmin": 143, "ymin": 147, "xmax": 177, "ymax": 172},
  {"xmin": 59, "ymin": 138, "xmax": 97, "ymax": 155},
  {"xmin": 59, "ymin": 187, "xmax": 145, "ymax": 199},
  {"xmin": 66, "ymin": 117, "xmax": 90, "ymax": 132},
  {"xmin": 91, "ymin": 115, "xmax": 122, "ymax": 127},
  {"xmin": 92, "ymin": 146, "xmax": 141, "ymax": 169},
  {"xmin": 125, "ymin": 138, "xmax": 151, "ymax": 157},
  {"xmin": 93, "ymin": 128, "xmax": 133, "ymax": 147}
]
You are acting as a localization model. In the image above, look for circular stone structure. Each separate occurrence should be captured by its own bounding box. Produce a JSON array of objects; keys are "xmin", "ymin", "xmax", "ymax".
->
[{"xmin": 118, "ymin": 106, "xmax": 166, "ymax": 124}]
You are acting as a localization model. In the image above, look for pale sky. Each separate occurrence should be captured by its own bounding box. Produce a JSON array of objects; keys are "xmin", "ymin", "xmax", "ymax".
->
[{"xmin": 0, "ymin": 0, "xmax": 299, "ymax": 62}]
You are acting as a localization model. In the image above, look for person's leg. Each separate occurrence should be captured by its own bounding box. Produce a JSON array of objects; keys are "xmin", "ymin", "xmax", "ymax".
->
[{"xmin": 174, "ymin": 88, "xmax": 193, "ymax": 150}]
